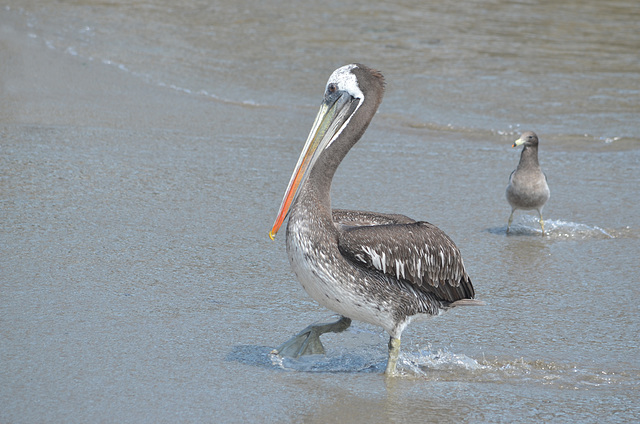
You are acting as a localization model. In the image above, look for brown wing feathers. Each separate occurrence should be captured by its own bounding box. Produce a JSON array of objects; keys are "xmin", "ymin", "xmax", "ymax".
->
[{"xmin": 337, "ymin": 221, "xmax": 474, "ymax": 303}]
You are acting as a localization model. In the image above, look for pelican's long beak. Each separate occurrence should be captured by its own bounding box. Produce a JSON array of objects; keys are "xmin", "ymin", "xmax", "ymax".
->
[
  {"xmin": 512, "ymin": 135, "xmax": 526, "ymax": 148},
  {"xmin": 269, "ymin": 92, "xmax": 357, "ymax": 240}
]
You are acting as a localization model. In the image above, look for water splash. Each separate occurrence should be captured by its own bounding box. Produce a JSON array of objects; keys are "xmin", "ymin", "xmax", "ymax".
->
[
  {"xmin": 543, "ymin": 218, "xmax": 613, "ymax": 239},
  {"xmin": 399, "ymin": 349, "xmax": 632, "ymax": 388},
  {"xmin": 268, "ymin": 342, "xmax": 635, "ymax": 391},
  {"xmin": 401, "ymin": 347, "xmax": 484, "ymax": 377},
  {"xmin": 490, "ymin": 215, "xmax": 617, "ymax": 239}
]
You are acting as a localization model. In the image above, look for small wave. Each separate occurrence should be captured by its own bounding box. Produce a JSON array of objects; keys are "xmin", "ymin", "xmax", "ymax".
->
[
  {"xmin": 35, "ymin": 33, "xmax": 269, "ymax": 108},
  {"xmin": 397, "ymin": 117, "xmax": 639, "ymax": 148}
]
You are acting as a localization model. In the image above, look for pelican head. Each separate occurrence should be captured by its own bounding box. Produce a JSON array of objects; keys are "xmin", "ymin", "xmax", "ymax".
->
[{"xmin": 269, "ymin": 64, "xmax": 375, "ymax": 240}]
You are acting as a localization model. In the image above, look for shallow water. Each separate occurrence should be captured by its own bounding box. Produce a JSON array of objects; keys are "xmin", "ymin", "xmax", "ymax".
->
[{"xmin": 1, "ymin": 1, "xmax": 639, "ymax": 423}]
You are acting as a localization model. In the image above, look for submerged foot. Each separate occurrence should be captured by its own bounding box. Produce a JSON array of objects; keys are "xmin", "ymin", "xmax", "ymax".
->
[{"xmin": 272, "ymin": 316, "xmax": 352, "ymax": 358}]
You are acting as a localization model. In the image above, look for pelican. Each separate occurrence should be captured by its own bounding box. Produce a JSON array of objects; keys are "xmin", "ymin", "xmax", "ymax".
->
[
  {"xmin": 269, "ymin": 64, "xmax": 480, "ymax": 375},
  {"xmin": 506, "ymin": 131, "xmax": 550, "ymax": 235}
]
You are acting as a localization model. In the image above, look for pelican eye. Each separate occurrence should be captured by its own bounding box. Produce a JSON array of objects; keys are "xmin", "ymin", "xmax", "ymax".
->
[{"xmin": 327, "ymin": 83, "xmax": 338, "ymax": 94}]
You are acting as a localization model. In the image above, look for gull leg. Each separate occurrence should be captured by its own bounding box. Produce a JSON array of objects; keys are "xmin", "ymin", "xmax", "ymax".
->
[
  {"xmin": 273, "ymin": 316, "xmax": 351, "ymax": 358},
  {"xmin": 538, "ymin": 210, "xmax": 545, "ymax": 236},
  {"xmin": 506, "ymin": 210, "xmax": 515, "ymax": 234},
  {"xmin": 385, "ymin": 336, "xmax": 402, "ymax": 375}
]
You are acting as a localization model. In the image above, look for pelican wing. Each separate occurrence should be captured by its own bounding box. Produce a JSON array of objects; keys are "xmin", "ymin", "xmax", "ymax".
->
[
  {"xmin": 333, "ymin": 208, "xmax": 417, "ymax": 227},
  {"xmin": 337, "ymin": 220, "xmax": 474, "ymax": 302}
]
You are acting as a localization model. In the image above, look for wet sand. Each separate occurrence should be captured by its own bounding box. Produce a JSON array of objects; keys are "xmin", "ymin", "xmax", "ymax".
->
[{"xmin": 1, "ymin": 13, "xmax": 283, "ymax": 422}]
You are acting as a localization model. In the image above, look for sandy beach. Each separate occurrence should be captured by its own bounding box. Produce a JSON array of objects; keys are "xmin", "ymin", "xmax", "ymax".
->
[{"xmin": 1, "ymin": 12, "xmax": 286, "ymax": 421}]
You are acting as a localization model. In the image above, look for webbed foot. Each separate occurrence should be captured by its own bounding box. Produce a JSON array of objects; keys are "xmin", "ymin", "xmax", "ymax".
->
[{"xmin": 272, "ymin": 316, "xmax": 352, "ymax": 358}]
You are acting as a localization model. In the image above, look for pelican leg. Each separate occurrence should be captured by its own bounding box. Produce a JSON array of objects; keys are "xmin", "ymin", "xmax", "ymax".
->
[
  {"xmin": 385, "ymin": 336, "xmax": 402, "ymax": 375},
  {"xmin": 273, "ymin": 316, "xmax": 352, "ymax": 358},
  {"xmin": 506, "ymin": 210, "xmax": 515, "ymax": 234}
]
